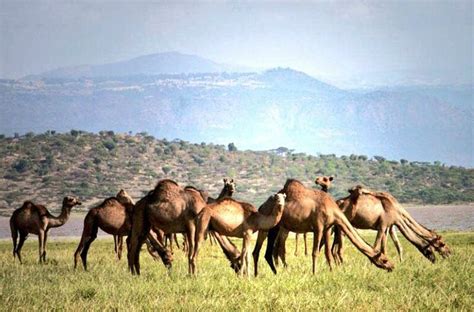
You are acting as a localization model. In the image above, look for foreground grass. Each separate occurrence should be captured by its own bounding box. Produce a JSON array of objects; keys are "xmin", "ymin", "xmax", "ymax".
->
[{"xmin": 0, "ymin": 232, "xmax": 473, "ymax": 311}]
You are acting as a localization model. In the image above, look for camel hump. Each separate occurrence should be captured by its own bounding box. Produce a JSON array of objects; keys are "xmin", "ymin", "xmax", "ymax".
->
[
  {"xmin": 151, "ymin": 179, "xmax": 182, "ymax": 200},
  {"xmin": 33, "ymin": 204, "xmax": 49, "ymax": 217}
]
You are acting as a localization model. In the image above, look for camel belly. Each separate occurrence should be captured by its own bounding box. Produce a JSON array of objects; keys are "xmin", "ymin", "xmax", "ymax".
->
[
  {"xmin": 97, "ymin": 210, "xmax": 129, "ymax": 235},
  {"xmin": 210, "ymin": 213, "xmax": 246, "ymax": 237}
]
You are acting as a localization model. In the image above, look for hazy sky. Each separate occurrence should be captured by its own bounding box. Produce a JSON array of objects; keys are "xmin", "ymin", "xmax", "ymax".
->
[{"xmin": 1, "ymin": 0, "xmax": 472, "ymax": 87}]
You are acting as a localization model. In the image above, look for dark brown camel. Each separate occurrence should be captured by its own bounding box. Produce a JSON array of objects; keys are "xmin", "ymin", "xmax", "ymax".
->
[
  {"xmin": 192, "ymin": 193, "xmax": 287, "ymax": 276},
  {"xmin": 10, "ymin": 196, "xmax": 82, "ymax": 263},
  {"xmin": 253, "ymin": 179, "xmax": 394, "ymax": 276},
  {"xmin": 74, "ymin": 190, "xmax": 173, "ymax": 270},
  {"xmin": 332, "ymin": 186, "xmax": 451, "ymax": 264},
  {"xmin": 127, "ymin": 179, "xmax": 241, "ymax": 275}
]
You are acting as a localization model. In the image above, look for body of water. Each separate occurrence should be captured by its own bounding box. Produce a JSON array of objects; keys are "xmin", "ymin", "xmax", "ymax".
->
[{"xmin": 0, "ymin": 205, "xmax": 473, "ymax": 240}]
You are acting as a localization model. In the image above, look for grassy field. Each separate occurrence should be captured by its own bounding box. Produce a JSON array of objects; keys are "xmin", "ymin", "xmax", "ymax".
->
[{"xmin": 0, "ymin": 232, "xmax": 473, "ymax": 311}]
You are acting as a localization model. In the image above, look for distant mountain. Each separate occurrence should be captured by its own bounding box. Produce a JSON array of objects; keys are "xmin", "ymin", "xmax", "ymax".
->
[
  {"xmin": 2, "ymin": 54, "xmax": 473, "ymax": 167},
  {"xmin": 24, "ymin": 52, "xmax": 251, "ymax": 79}
]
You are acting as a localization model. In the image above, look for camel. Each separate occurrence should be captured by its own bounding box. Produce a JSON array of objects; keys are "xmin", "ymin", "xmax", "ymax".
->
[
  {"xmin": 252, "ymin": 179, "xmax": 394, "ymax": 276},
  {"xmin": 292, "ymin": 176, "xmax": 334, "ymax": 257},
  {"xmin": 74, "ymin": 190, "xmax": 173, "ymax": 270},
  {"xmin": 332, "ymin": 186, "xmax": 451, "ymax": 264},
  {"xmin": 127, "ymin": 179, "xmax": 242, "ymax": 275},
  {"xmin": 181, "ymin": 179, "xmax": 237, "ymax": 249},
  {"xmin": 10, "ymin": 196, "xmax": 82, "ymax": 263},
  {"xmin": 277, "ymin": 176, "xmax": 334, "ymax": 263},
  {"xmin": 207, "ymin": 178, "xmax": 236, "ymax": 203},
  {"xmin": 191, "ymin": 193, "xmax": 287, "ymax": 276}
]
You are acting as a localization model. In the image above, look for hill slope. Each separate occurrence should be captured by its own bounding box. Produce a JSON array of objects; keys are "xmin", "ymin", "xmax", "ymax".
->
[{"xmin": 0, "ymin": 131, "xmax": 472, "ymax": 216}]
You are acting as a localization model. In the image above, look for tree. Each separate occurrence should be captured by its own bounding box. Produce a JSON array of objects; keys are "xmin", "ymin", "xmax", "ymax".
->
[
  {"xmin": 374, "ymin": 155, "xmax": 386, "ymax": 162},
  {"xmin": 228, "ymin": 142, "xmax": 238, "ymax": 152}
]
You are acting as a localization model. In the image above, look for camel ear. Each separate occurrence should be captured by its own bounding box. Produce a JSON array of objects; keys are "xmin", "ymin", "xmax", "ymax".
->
[
  {"xmin": 230, "ymin": 179, "xmax": 234, "ymax": 183},
  {"xmin": 329, "ymin": 176, "xmax": 334, "ymax": 181},
  {"xmin": 223, "ymin": 178, "xmax": 228, "ymax": 183}
]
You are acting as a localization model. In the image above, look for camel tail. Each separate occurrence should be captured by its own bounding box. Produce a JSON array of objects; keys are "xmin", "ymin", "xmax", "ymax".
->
[
  {"xmin": 395, "ymin": 219, "xmax": 436, "ymax": 263},
  {"xmin": 10, "ymin": 216, "xmax": 18, "ymax": 258},
  {"xmin": 333, "ymin": 209, "xmax": 394, "ymax": 271}
]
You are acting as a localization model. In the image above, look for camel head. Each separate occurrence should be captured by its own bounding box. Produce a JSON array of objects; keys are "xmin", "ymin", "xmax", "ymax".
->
[
  {"xmin": 370, "ymin": 252, "xmax": 395, "ymax": 272},
  {"xmin": 274, "ymin": 193, "xmax": 287, "ymax": 209},
  {"xmin": 62, "ymin": 196, "xmax": 82, "ymax": 208},
  {"xmin": 430, "ymin": 235, "xmax": 452, "ymax": 258},
  {"xmin": 223, "ymin": 178, "xmax": 236, "ymax": 196},
  {"xmin": 315, "ymin": 176, "xmax": 333, "ymax": 192},
  {"xmin": 116, "ymin": 189, "xmax": 135, "ymax": 206},
  {"xmin": 348, "ymin": 185, "xmax": 371, "ymax": 197}
]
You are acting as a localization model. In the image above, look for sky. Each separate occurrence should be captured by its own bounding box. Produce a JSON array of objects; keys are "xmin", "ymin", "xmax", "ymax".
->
[{"xmin": 0, "ymin": 0, "xmax": 472, "ymax": 88}]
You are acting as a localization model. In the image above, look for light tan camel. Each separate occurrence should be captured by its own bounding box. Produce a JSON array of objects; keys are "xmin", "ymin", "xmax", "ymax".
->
[
  {"xmin": 181, "ymin": 179, "xmax": 237, "ymax": 250},
  {"xmin": 127, "ymin": 179, "xmax": 241, "ymax": 275},
  {"xmin": 332, "ymin": 186, "xmax": 451, "ymax": 263},
  {"xmin": 191, "ymin": 193, "xmax": 287, "ymax": 276},
  {"xmin": 74, "ymin": 190, "xmax": 172, "ymax": 270},
  {"xmin": 10, "ymin": 196, "xmax": 82, "ymax": 263},
  {"xmin": 276, "ymin": 176, "xmax": 334, "ymax": 264},
  {"xmin": 252, "ymin": 179, "xmax": 394, "ymax": 276},
  {"xmin": 292, "ymin": 176, "xmax": 334, "ymax": 257}
]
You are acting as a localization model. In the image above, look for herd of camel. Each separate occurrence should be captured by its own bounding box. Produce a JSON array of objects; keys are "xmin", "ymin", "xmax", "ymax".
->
[{"xmin": 9, "ymin": 176, "xmax": 451, "ymax": 276}]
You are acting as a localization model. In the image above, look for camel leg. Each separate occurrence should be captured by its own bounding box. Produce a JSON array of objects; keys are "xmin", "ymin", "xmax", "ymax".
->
[
  {"xmin": 252, "ymin": 230, "xmax": 267, "ymax": 277},
  {"xmin": 312, "ymin": 227, "xmax": 324, "ymax": 274},
  {"xmin": 38, "ymin": 230, "xmax": 45, "ymax": 263},
  {"xmin": 331, "ymin": 226, "xmax": 343, "ymax": 265},
  {"xmin": 324, "ymin": 228, "xmax": 334, "ymax": 271},
  {"xmin": 294, "ymin": 233, "xmax": 299, "ymax": 256},
  {"xmin": 373, "ymin": 225, "xmax": 388, "ymax": 254},
  {"xmin": 42, "ymin": 231, "xmax": 48, "ymax": 262},
  {"xmin": 278, "ymin": 229, "xmax": 289, "ymax": 268},
  {"xmin": 389, "ymin": 226, "xmax": 403, "ymax": 261},
  {"xmin": 113, "ymin": 235, "xmax": 119, "ymax": 259},
  {"xmin": 10, "ymin": 221, "xmax": 18, "ymax": 259},
  {"xmin": 241, "ymin": 230, "xmax": 252, "ymax": 277},
  {"xmin": 80, "ymin": 224, "xmax": 98, "ymax": 271},
  {"xmin": 16, "ymin": 232, "xmax": 27, "ymax": 264},
  {"xmin": 74, "ymin": 235, "xmax": 86, "ymax": 269},
  {"xmin": 117, "ymin": 235, "xmax": 123, "ymax": 260},
  {"xmin": 304, "ymin": 232, "xmax": 308, "ymax": 256},
  {"xmin": 191, "ymin": 211, "xmax": 211, "ymax": 275},
  {"xmin": 264, "ymin": 226, "xmax": 279, "ymax": 274},
  {"xmin": 173, "ymin": 233, "xmax": 180, "ymax": 249}
]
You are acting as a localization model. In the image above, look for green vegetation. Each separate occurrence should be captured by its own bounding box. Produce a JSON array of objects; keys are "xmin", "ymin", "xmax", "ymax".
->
[
  {"xmin": 0, "ymin": 131, "xmax": 473, "ymax": 215},
  {"xmin": 0, "ymin": 232, "xmax": 472, "ymax": 311}
]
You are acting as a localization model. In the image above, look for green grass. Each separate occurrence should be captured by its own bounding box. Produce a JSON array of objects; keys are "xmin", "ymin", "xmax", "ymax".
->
[{"xmin": 0, "ymin": 232, "xmax": 473, "ymax": 311}]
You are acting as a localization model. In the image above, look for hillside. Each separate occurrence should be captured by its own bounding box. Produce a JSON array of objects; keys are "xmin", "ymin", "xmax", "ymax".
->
[
  {"xmin": 1, "ymin": 66, "xmax": 472, "ymax": 167},
  {"xmin": 0, "ymin": 131, "xmax": 472, "ymax": 216}
]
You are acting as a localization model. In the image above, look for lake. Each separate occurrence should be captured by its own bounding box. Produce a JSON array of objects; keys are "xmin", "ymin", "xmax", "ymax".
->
[{"xmin": 0, "ymin": 205, "xmax": 472, "ymax": 239}]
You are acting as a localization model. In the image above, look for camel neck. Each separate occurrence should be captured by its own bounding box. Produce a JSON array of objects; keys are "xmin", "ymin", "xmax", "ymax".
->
[
  {"xmin": 217, "ymin": 188, "xmax": 232, "ymax": 199},
  {"xmin": 48, "ymin": 206, "xmax": 71, "ymax": 228}
]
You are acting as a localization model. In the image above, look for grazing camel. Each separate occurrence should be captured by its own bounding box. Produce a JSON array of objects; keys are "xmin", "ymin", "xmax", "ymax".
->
[
  {"xmin": 332, "ymin": 186, "xmax": 451, "ymax": 263},
  {"xmin": 74, "ymin": 190, "xmax": 172, "ymax": 270},
  {"xmin": 253, "ymin": 179, "xmax": 394, "ymax": 276},
  {"xmin": 292, "ymin": 176, "xmax": 334, "ymax": 257},
  {"xmin": 191, "ymin": 193, "xmax": 287, "ymax": 276},
  {"xmin": 182, "ymin": 179, "xmax": 237, "ymax": 249},
  {"xmin": 127, "ymin": 179, "xmax": 241, "ymax": 275},
  {"xmin": 10, "ymin": 196, "xmax": 82, "ymax": 263},
  {"xmin": 277, "ymin": 176, "xmax": 334, "ymax": 263}
]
